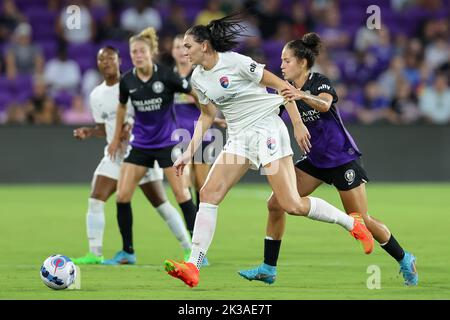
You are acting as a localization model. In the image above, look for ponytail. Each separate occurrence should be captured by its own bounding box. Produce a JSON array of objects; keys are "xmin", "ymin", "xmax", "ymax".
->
[
  {"xmin": 186, "ymin": 13, "xmax": 247, "ymax": 52},
  {"xmin": 285, "ymin": 32, "xmax": 321, "ymax": 69},
  {"xmin": 130, "ymin": 27, "xmax": 159, "ymax": 55}
]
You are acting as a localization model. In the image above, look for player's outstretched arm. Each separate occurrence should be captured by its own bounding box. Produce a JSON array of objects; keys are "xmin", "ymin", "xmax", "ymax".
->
[
  {"xmin": 73, "ymin": 124, "xmax": 106, "ymax": 140},
  {"xmin": 173, "ymin": 102, "xmax": 217, "ymax": 176},
  {"xmin": 281, "ymin": 81, "xmax": 332, "ymax": 113}
]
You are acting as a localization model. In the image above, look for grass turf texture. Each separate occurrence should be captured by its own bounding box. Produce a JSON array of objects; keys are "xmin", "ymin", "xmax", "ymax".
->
[{"xmin": 1, "ymin": 183, "xmax": 449, "ymax": 300}]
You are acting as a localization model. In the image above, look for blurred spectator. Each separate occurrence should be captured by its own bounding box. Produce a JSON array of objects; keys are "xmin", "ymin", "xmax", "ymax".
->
[
  {"xmin": 120, "ymin": 0, "xmax": 162, "ymax": 35},
  {"xmin": 43, "ymin": 44, "xmax": 81, "ymax": 95},
  {"xmin": 240, "ymin": 36, "xmax": 266, "ymax": 65},
  {"xmin": 419, "ymin": 73, "xmax": 450, "ymax": 124},
  {"xmin": 254, "ymin": 0, "xmax": 290, "ymax": 40},
  {"xmin": 291, "ymin": 2, "xmax": 313, "ymax": 39},
  {"xmin": 313, "ymin": 48, "xmax": 341, "ymax": 84},
  {"xmin": 314, "ymin": 3, "xmax": 350, "ymax": 51},
  {"xmin": 96, "ymin": 8, "xmax": 129, "ymax": 42},
  {"xmin": 424, "ymin": 37, "xmax": 449, "ymax": 71},
  {"xmin": 161, "ymin": 4, "xmax": 190, "ymax": 36},
  {"xmin": 5, "ymin": 23, "xmax": 44, "ymax": 80},
  {"xmin": 194, "ymin": 0, "xmax": 226, "ymax": 26},
  {"xmin": 33, "ymin": 97, "xmax": 61, "ymax": 125},
  {"xmin": 356, "ymin": 81, "xmax": 390, "ymax": 124},
  {"xmin": 24, "ymin": 76, "xmax": 52, "ymax": 123},
  {"xmin": 57, "ymin": 0, "xmax": 96, "ymax": 44},
  {"xmin": 62, "ymin": 95, "xmax": 93, "ymax": 124},
  {"xmin": 387, "ymin": 79, "xmax": 421, "ymax": 124},
  {"xmin": 378, "ymin": 55, "xmax": 405, "ymax": 100},
  {"xmin": 5, "ymin": 103, "xmax": 27, "ymax": 124},
  {"xmin": 0, "ymin": 0, "xmax": 26, "ymax": 43}
]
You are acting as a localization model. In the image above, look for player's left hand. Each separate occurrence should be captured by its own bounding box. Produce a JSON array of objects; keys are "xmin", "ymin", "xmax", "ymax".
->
[
  {"xmin": 213, "ymin": 118, "xmax": 227, "ymax": 129},
  {"xmin": 73, "ymin": 127, "xmax": 90, "ymax": 140},
  {"xmin": 173, "ymin": 152, "xmax": 192, "ymax": 176},
  {"xmin": 294, "ymin": 123, "xmax": 311, "ymax": 153},
  {"xmin": 281, "ymin": 81, "xmax": 306, "ymax": 102}
]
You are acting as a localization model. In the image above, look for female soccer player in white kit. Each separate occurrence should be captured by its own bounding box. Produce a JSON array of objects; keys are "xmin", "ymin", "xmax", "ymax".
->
[
  {"xmin": 71, "ymin": 46, "xmax": 191, "ymax": 265},
  {"xmin": 164, "ymin": 15, "xmax": 374, "ymax": 287}
]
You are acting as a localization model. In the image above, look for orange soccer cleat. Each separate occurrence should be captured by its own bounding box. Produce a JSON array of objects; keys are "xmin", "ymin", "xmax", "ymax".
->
[
  {"xmin": 349, "ymin": 213, "xmax": 374, "ymax": 254},
  {"xmin": 164, "ymin": 259, "xmax": 199, "ymax": 288}
]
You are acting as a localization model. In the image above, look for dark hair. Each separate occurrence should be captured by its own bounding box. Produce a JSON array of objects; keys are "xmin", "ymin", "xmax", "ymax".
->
[
  {"xmin": 99, "ymin": 45, "xmax": 121, "ymax": 58},
  {"xmin": 285, "ymin": 33, "xmax": 321, "ymax": 69},
  {"xmin": 185, "ymin": 13, "xmax": 247, "ymax": 52}
]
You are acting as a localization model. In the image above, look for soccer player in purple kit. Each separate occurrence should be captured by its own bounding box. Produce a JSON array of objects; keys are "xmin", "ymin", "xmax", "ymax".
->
[
  {"xmin": 105, "ymin": 27, "xmax": 200, "ymax": 264},
  {"xmin": 239, "ymin": 33, "xmax": 418, "ymax": 286}
]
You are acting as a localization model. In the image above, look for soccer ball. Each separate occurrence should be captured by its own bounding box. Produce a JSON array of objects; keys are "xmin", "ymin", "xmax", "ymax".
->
[{"xmin": 40, "ymin": 254, "xmax": 77, "ymax": 290}]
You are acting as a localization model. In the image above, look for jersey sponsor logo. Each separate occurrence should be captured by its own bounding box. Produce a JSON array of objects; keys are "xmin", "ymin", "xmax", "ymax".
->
[
  {"xmin": 152, "ymin": 81, "xmax": 165, "ymax": 94},
  {"xmin": 249, "ymin": 62, "xmax": 257, "ymax": 72},
  {"xmin": 219, "ymin": 76, "xmax": 230, "ymax": 89},
  {"xmin": 300, "ymin": 109, "xmax": 321, "ymax": 123},
  {"xmin": 317, "ymin": 84, "xmax": 331, "ymax": 91},
  {"xmin": 132, "ymin": 97, "xmax": 163, "ymax": 112},
  {"xmin": 344, "ymin": 169, "xmax": 356, "ymax": 185}
]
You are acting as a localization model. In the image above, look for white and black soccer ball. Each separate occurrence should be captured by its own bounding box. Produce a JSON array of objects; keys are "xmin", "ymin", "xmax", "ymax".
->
[{"xmin": 40, "ymin": 254, "xmax": 76, "ymax": 290}]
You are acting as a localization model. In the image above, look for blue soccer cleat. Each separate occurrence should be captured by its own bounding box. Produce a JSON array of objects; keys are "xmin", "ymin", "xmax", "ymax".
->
[
  {"xmin": 399, "ymin": 251, "xmax": 418, "ymax": 286},
  {"xmin": 201, "ymin": 256, "xmax": 210, "ymax": 267},
  {"xmin": 238, "ymin": 263, "xmax": 276, "ymax": 284},
  {"xmin": 102, "ymin": 250, "xmax": 136, "ymax": 265}
]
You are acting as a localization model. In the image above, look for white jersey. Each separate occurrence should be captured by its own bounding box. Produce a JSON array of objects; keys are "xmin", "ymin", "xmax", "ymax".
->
[
  {"xmin": 190, "ymin": 51, "xmax": 284, "ymax": 135},
  {"xmin": 89, "ymin": 81, "xmax": 134, "ymax": 145}
]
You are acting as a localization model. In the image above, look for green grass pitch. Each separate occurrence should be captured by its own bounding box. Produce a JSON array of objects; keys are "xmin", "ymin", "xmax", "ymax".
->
[{"xmin": 1, "ymin": 183, "xmax": 449, "ymax": 300}]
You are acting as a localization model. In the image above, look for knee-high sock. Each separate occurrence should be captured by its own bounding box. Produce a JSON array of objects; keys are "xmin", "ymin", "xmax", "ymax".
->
[
  {"xmin": 188, "ymin": 202, "xmax": 218, "ymax": 269},
  {"xmin": 117, "ymin": 202, "xmax": 134, "ymax": 254},
  {"xmin": 156, "ymin": 201, "xmax": 191, "ymax": 250},
  {"xmin": 306, "ymin": 197, "xmax": 354, "ymax": 231},
  {"xmin": 179, "ymin": 199, "xmax": 198, "ymax": 236},
  {"xmin": 86, "ymin": 198, "xmax": 105, "ymax": 256}
]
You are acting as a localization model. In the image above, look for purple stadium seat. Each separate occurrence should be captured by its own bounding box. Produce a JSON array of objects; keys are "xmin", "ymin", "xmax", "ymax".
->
[
  {"xmin": 54, "ymin": 91, "xmax": 74, "ymax": 110},
  {"xmin": 0, "ymin": 92, "xmax": 13, "ymax": 113},
  {"xmin": 262, "ymin": 40, "xmax": 284, "ymax": 58},
  {"xmin": 67, "ymin": 43, "xmax": 96, "ymax": 61},
  {"xmin": 40, "ymin": 40, "xmax": 58, "ymax": 60}
]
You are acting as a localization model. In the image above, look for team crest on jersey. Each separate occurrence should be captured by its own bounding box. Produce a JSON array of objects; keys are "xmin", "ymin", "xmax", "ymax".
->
[
  {"xmin": 345, "ymin": 169, "xmax": 355, "ymax": 185},
  {"xmin": 267, "ymin": 137, "xmax": 277, "ymax": 151},
  {"xmin": 219, "ymin": 76, "xmax": 230, "ymax": 88},
  {"xmin": 152, "ymin": 81, "xmax": 164, "ymax": 94}
]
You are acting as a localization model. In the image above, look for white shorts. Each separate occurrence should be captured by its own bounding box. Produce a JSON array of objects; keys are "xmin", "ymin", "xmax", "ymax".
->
[
  {"xmin": 93, "ymin": 155, "xmax": 164, "ymax": 185},
  {"xmin": 222, "ymin": 113, "xmax": 293, "ymax": 170}
]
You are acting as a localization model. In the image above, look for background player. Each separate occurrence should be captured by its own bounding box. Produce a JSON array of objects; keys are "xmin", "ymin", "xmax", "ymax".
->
[
  {"xmin": 239, "ymin": 33, "xmax": 418, "ymax": 286},
  {"xmin": 106, "ymin": 28, "xmax": 201, "ymax": 265},
  {"xmin": 71, "ymin": 46, "xmax": 192, "ymax": 265},
  {"xmin": 164, "ymin": 15, "xmax": 374, "ymax": 288}
]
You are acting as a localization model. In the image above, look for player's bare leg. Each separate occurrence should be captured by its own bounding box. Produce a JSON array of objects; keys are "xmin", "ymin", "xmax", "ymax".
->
[{"xmin": 165, "ymin": 152, "xmax": 251, "ymax": 287}]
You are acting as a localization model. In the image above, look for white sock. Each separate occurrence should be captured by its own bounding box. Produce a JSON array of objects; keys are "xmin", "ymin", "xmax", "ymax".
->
[
  {"xmin": 306, "ymin": 197, "xmax": 354, "ymax": 231},
  {"xmin": 86, "ymin": 198, "xmax": 105, "ymax": 256},
  {"xmin": 156, "ymin": 201, "xmax": 191, "ymax": 250},
  {"xmin": 189, "ymin": 202, "xmax": 218, "ymax": 269}
]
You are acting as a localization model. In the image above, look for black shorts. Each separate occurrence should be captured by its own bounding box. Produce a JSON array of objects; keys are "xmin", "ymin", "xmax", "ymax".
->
[
  {"xmin": 124, "ymin": 145, "xmax": 176, "ymax": 169},
  {"xmin": 173, "ymin": 140, "xmax": 218, "ymax": 165},
  {"xmin": 295, "ymin": 157, "xmax": 369, "ymax": 191}
]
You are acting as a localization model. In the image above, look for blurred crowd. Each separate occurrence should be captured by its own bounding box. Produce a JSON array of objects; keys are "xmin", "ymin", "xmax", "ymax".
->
[{"xmin": 0, "ymin": 0, "xmax": 449, "ymax": 125}]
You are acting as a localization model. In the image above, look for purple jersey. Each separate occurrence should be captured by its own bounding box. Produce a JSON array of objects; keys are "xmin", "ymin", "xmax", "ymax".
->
[
  {"xmin": 173, "ymin": 67, "xmax": 213, "ymax": 141},
  {"xmin": 119, "ymin": 64, "xmax": 192, "ymax": 149},
  {"xmin": 286, "ymin": 72, "xmax": 361, "ymax": 168}
]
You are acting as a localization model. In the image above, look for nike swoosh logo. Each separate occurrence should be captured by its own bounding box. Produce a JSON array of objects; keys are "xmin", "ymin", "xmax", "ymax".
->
[
  {"xmin": 129, "ymin": 88, "xmax": 137, "ymax": 93},
  {"xmin": 255, "ymin": 273, "xmax": 274, "ymax": 280}
]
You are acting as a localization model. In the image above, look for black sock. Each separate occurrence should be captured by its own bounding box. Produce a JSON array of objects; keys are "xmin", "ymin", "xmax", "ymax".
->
[
  {"xmin": 195, "ymin": 190, "xmax": 200, "ymax": 212},
  {"xmin": 380, "ymin": 234, "xmax": 405, "ymax": 262},
  {"xmin": 264, "ymin": 238, "xmax": 282, "ymax": 267},
  {"xmin": 117, "ymin": 202, "xmax": 134, "ymax": 254},
  {"xmin": 179, "ymin": 199, "xmax": 197, "ymax": 237}
]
